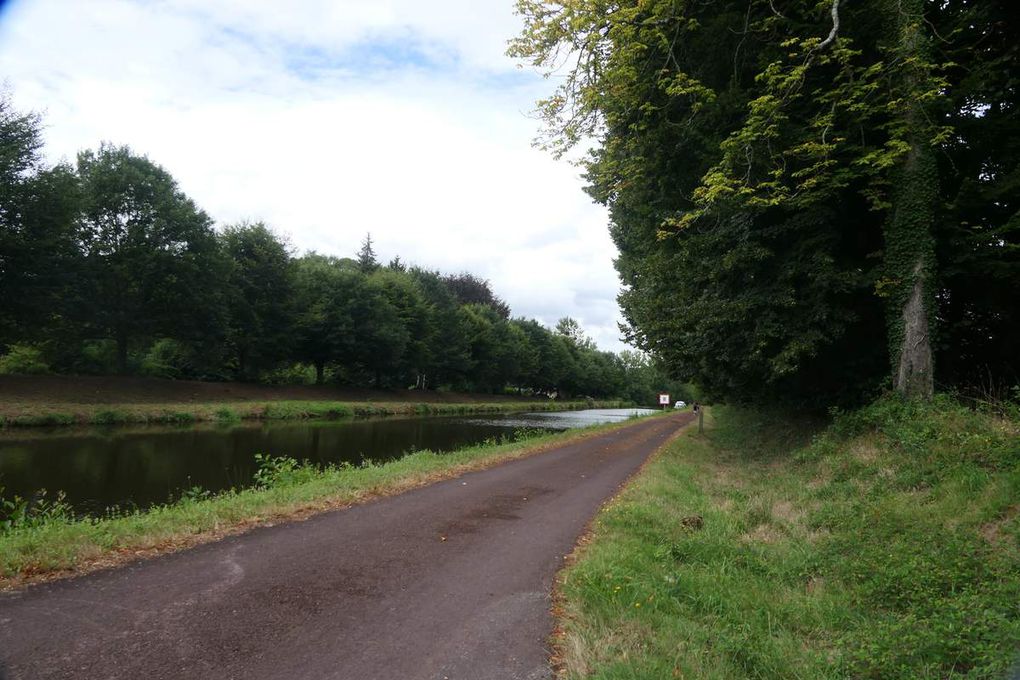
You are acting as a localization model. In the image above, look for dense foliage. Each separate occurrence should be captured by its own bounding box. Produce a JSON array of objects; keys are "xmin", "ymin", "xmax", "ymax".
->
[
  {"xmin": 0, "ymin": 95, "xmax": 687, "ymax": 403},
  {"xmin": 510, "ymin": 0, "xmax": 1020, "ymax": 406}
]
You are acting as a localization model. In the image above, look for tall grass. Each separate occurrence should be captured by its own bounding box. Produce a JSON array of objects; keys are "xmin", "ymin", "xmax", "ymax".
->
[{"xmin": 556, "ymin": 396, "xmax": 1020, "ymax": 678}]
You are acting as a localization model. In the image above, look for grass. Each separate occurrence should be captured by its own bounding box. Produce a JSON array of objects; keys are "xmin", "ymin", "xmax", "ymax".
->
[
  {"xmin": 0, "ymin": 410, "xmax": 663, "ymax": 590},
  {"xmin": 555, "ymin": 396, "xmax": 1020, "ymax": 679},
  {"xmin": 0, "ymin": 398, "xmax": 628, "ymax": 428}
]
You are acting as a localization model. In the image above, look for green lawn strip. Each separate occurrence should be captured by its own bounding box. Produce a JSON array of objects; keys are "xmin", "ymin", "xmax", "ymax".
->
[
  {"xmin": 0, "ymin": 411, "xmax": 667, "ymax": 589},
  {"xmin": 0, "ymin": 398, "xmax": 630, "ymax": 428},
  {"xmin": 556, "ymin": 398, "xmax": 1020, "ymax": 679}
]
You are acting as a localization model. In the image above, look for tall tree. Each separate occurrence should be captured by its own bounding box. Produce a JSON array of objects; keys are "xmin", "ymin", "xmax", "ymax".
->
[
  {"xmin": 291, "ymin": 254, "xmax": 360, "ymax": 384},
  {"xmin": 75, "ymin": 144, "xmax": 226, "ymax": 372},
  {"xmin": 932, "ymin": 0, "xmax": 1020, "ymax": 395},
  {"xmin": 509, "ymin": 0, "xmax": 1004, "ymax": 405},
  {"xmin": 409, "ymin": 267, "xmax": 473, "ymax": 389},
  {"xmin": 368, "ymin": 269, "xmax": 429, "ymax": 387},
  {"xmin": 357, "ymin": 232, "xmax": 379, "ymax": 273},
  {"xmin": 220, "ymin": 221, "xmax": 293, "ymax": 379},
  {"xmin": 883, "ymin": 0, "xmax": 938, "ymax": 399},
  {"xmin": 442, "ymin": 272, "xmax": 511, "ymax": 319},
  {"xmin": 0, "ymin": 95, "xmax": 81, "ymax": 346},
  {"xmin": 356, "ymin": 271, "xmax": 411, "ymax": 387}
]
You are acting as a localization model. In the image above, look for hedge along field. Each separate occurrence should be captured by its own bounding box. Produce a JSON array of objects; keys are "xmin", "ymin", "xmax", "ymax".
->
[
  {"xmin": 0, "ymin": 410, "xmax": 666, "ymax": 590},
  {"xmin": 554, "ymin": 397, "xmax": 1020, "ymax": 679}
]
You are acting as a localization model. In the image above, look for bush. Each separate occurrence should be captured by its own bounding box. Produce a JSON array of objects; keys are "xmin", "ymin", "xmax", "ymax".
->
[
  {"xmin": 0, "ymin": 344, "xmax": 49, "ymax": 375},
  {"xmin": 260, "ymin": 363, "xmax": 317, "ymax": 385},
  {"xmin": 252, "ymin": 454, "xmax": 321, "ymax": 487},
  {"xmin": 77, "ymin": 339, "xmax": 119, "ymax": 374},
  {"xmin": 139, "ymin": 338, "xmax": 197, "ymax": 379}
]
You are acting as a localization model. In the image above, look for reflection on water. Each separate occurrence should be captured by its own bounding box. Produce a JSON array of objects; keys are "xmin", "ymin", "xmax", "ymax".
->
[
  {"xmin": 0, "ymin": 408, "xmax": 656, "ymax": 514},
  {"xmin": 468, "ymin": 408, "xmax": 659, "ymax": 430}
]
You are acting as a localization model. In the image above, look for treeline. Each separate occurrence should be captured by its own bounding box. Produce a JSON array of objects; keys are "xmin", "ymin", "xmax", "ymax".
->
[
  {"xmin": 512, "ymin": 0, "xmax": 1020, "ymax": 407},
  {"xmin": 0, "ymin": 96, "xmax": 686, "ymax": 403}
]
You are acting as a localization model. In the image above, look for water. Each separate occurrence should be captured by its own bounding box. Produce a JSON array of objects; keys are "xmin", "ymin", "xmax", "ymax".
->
[{"xmin": 0, "ymin": 408, "xmax": 656, "ymax": 514}]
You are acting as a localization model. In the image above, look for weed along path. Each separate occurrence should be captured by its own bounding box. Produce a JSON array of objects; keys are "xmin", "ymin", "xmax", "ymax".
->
[{"xmin": 0, "ymin": 411, "xmax": 693, "ymax": 680}]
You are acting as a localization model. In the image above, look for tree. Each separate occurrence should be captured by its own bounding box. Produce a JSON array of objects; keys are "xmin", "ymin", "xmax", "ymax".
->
[
  {"xmin": 932, "ymin": 0, "xmax": 1020, "ymax": 395},
  {"xmin": 510, "ymin": 0, "xmax": 1016, "ymax": 405},
  {"xmin": 75, "ymin": 144, "xmax": 226, "ymax": 373},
  {"xmin": 409, "ymin": 267, "xmax": 473, "ymax": 389},
  {"xmin": 220, "ymin": 221, "xmax": 293, "ymax": 379},
  {"xmin": 882, "ymin": 0, "xmax": 938, "ymax": 399},
  {"xmin": 0, "ymin": 95, "xmax": 81, "ymax": 346},
  {"xmin": 359, "ymin": 270, "xmax": 416, "ymax": 387},
  {"xmin": 555, "ymin": 317, "xmax": 596, "ymax": 351},
  {"xmin": 357, "ymin": 232, "xmax": 379, "ymax": 273},
  {"xmin": 291, "ymin": 254, "xmax": 360, "ymax": 384},
  {"xmin": 442, "ymin": 272, "xmax": 511, "ymax": 319},
  {"xmin": 457, "ymin": 304, "xmax": 498, "ymax": 392},
  {"xmin": 510, "ymin": 318, "xmax": 542, "ymax": 392}
]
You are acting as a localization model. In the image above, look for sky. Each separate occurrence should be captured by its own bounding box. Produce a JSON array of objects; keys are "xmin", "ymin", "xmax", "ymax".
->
[{"xmin": 0, "ymin": 0, "xmax": 629, "ymax": 351}]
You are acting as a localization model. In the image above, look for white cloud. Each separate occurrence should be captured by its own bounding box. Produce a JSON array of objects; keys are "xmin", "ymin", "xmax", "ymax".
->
[{"xmin": 0, "ymin": 0, "xmax": 628, "ymax": 350}]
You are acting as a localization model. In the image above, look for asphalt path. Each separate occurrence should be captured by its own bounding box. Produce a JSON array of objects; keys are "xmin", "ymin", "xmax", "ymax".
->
[{"xmin": 0, "ymin": 411, "xmax": 692, "ymax": 680}]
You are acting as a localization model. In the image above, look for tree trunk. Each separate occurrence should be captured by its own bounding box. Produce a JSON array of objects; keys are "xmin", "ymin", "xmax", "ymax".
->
[
  {"xmin": 885, "ymin": 0, "xmax": 936, "ymax": 400},
  {"xmin": 315, "ymin": 360, "xmax": 324, "ymax": 385}
]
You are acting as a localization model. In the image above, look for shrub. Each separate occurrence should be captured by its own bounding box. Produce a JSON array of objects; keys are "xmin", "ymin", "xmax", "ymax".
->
[
  {"xmin": 252, "ymin": 454, "xmax": 312, "ymax": 488},
  {"xmin": 75, "ymin": 339, "xmax": 119, "ymax": 374},
  {"xmin": 1, "ymin": 487, "xmax": 72, "ymax": 532},
  {"xmin": 0, "ymin": 344, "xmax": 49, "ymax": 375},
  {"xmin": 260, "ymin": 363, "xmax": 317, "ymax": 385},
  {"xmin": 139, "ymin": 338, "xmax": 196, "ymax": 379}
]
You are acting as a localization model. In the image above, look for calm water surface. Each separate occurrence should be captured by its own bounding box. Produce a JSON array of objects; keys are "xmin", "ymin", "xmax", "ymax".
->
[{"xmin": 0, "ymin": 408, "xmax": 656, "ymax": 514}]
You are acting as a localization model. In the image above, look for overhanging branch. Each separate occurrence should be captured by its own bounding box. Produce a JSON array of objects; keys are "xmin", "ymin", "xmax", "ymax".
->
[{"xmin": 818, "ymin": 0, "xmax": 842, "ymax": 49}]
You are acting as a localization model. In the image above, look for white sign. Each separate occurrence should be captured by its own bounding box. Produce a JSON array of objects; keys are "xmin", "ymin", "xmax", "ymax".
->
[{"xmin": 658, "ymin": 393, "xmax": 670, "ymax": 405}]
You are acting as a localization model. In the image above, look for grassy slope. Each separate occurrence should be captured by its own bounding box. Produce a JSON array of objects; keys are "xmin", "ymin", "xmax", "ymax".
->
[
  {"xmin": 0, "ymin": 412, "xmax": 663, "ymax": 590},
  {"xmin": 556, "ymin": 398, "xmax": 1020, "ymax": 678}
]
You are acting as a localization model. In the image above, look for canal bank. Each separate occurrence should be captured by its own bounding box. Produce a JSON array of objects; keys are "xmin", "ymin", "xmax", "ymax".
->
[
  {"xmin": 0, "ymin": 409, "xmax": 668, "ymax": 589},
  {"xmin": 0, "ymin": 396, "xmax": 628, "ymax": 428},
  {"xmin": 0, "ymin": 374, "xmax": 632, "ymax": 427}
]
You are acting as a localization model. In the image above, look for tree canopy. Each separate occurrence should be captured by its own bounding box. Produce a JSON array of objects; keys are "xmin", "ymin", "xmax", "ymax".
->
[
  {"xmin": 0, "ymin": 93, "xmax": 683, "ymax": 403},
  {"xmin": 510, "ymin": 0, "xmax": 1020, "ymax": 406}
]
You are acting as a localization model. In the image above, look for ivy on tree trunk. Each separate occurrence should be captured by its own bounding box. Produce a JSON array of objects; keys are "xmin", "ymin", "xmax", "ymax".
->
[{"xmin": 884, "ymin": 0, "xmax": 936, "ymax": 400}]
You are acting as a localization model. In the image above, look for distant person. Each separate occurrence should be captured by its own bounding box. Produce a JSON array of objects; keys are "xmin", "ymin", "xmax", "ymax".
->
[{"xmin": 692, "ymin": 402, "xmax": 700, "ymax": 415}]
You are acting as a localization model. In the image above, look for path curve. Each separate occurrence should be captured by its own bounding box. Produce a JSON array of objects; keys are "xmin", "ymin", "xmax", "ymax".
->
[{"xmin": 0, "ymin": 412, "xmax": 692, "ymax": 680}]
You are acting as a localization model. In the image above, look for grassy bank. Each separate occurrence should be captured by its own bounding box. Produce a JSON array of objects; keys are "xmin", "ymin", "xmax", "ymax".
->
[
  {"xmin": 555, "ymin": 397, "xmax": 1020, "ymax": 678},
  {"xmin": 0, "ymin": 411, "xmax": 662, "ymax": 590},
  {"xmin": 0, "ymin": 398, "xmax": 629, "ymax": 428}
]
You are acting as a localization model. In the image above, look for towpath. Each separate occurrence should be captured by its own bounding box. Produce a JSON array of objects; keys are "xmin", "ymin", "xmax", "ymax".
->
[{"xmin": 0, "ymin": 411, "xmax": 691, "ymax": 680}]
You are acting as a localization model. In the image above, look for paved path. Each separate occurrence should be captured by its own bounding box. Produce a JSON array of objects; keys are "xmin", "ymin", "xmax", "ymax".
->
[{"xmin": 0, "ymin": 412, "xmax": 691, "ymax": 680}]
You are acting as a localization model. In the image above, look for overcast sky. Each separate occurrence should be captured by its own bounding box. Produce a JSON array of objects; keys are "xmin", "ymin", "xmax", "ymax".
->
[{"xmin": 0, "ymin": 0, "xmax": 629, "ymax": 351}]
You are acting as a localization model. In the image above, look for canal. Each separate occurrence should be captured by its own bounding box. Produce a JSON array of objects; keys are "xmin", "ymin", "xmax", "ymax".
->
[{"xmin": 0, "ymin": 408, "xmax": 656, "ymax": 515}]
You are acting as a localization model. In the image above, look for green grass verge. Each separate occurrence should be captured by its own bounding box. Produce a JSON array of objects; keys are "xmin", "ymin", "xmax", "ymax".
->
[
  {"xmin": 0, "ymin": 398, "xmax": 629, "ymax": 428},
  {"xmin": 556, "ymin": 397, "xmax": 1020, "ymax": 678},
  {"xmin": 0, "ymin": 410, "xmax": 661, "ymax": 589}
]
